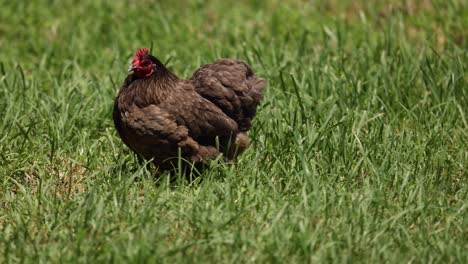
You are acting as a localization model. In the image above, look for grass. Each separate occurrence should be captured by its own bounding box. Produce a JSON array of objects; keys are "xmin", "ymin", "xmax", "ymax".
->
[{"xmin": 0, "ymin": 0, "xmax": 467, "ymax": 262}]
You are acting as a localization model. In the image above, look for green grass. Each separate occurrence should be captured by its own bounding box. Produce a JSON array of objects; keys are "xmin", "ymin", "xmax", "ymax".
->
[{"xmin": 0, "ymin": 0, "xmax": 467, "ymax": 262}]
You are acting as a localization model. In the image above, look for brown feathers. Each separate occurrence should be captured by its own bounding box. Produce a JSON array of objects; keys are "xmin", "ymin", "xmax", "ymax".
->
[{"xmin": 113, "ymin": 50, "xmax": 266, "ymax": 171}]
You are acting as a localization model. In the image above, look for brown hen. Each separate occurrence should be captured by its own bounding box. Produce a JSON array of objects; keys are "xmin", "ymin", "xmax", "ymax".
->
[{"xmin": 113, "ymin": 48, "xmax": 266, "ymax": 171}]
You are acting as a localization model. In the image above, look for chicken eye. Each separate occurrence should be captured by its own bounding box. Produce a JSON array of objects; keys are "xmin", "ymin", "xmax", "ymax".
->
[{"xmin": 141, "ymin": 60, "xmax": 151, "ymax": 67}]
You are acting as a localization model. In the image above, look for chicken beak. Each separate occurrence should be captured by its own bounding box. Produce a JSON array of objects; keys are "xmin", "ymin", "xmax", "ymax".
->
[{"xmin": 128, "ymin": 65, "xmax": 136, "ymax": 72}]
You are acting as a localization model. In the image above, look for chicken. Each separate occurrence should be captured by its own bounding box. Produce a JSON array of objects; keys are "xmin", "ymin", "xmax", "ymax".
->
[{"xmin": 113, "ymin": 48, "xmax": 266, "ymax": 171}]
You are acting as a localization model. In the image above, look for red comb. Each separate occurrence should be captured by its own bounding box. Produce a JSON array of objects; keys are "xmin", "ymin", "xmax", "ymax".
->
[{"xmin": 135, "ymin": 48, "xmax": 149, "ymax": 58}]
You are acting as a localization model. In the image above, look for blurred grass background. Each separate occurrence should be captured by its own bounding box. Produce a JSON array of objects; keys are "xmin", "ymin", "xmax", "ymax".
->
[{"xmin": 0, "ymin": 0, "xmax": 466, "ymax": 263}]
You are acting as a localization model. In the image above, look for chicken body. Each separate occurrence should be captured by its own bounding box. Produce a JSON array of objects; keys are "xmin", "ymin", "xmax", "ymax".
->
[{"xmin": 113, "ymin": 49, "xmax": 266, "ymax": 170}]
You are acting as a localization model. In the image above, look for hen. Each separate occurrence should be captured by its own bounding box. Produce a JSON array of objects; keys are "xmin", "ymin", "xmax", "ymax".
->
[{"xmin": 113, "ymin": 48, "xmax": 266, "ymax": 171}]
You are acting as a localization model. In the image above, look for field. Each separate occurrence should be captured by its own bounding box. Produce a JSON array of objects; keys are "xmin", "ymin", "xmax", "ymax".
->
[{"xmin": 0, "ymin": 0, "xmax": 467, "ymax": 262}]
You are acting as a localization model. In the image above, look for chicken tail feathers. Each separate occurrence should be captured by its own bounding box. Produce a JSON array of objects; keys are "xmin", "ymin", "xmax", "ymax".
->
[
  {"xmin": 236, "ymin": 78, "xmax": 266, "ymax": 131},
  {"xmin": 191, "ymin": 59, "xmax": 267, "ymax": 132},
  {"xmin": 247, "ymin": 78, "xmax": 266, "ymax": 104}
]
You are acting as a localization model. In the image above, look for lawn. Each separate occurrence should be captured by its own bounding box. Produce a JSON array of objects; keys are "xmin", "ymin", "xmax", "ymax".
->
[{"xmin": 0, "ymin": 0, "xmax": 466, "ymax": 263}]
